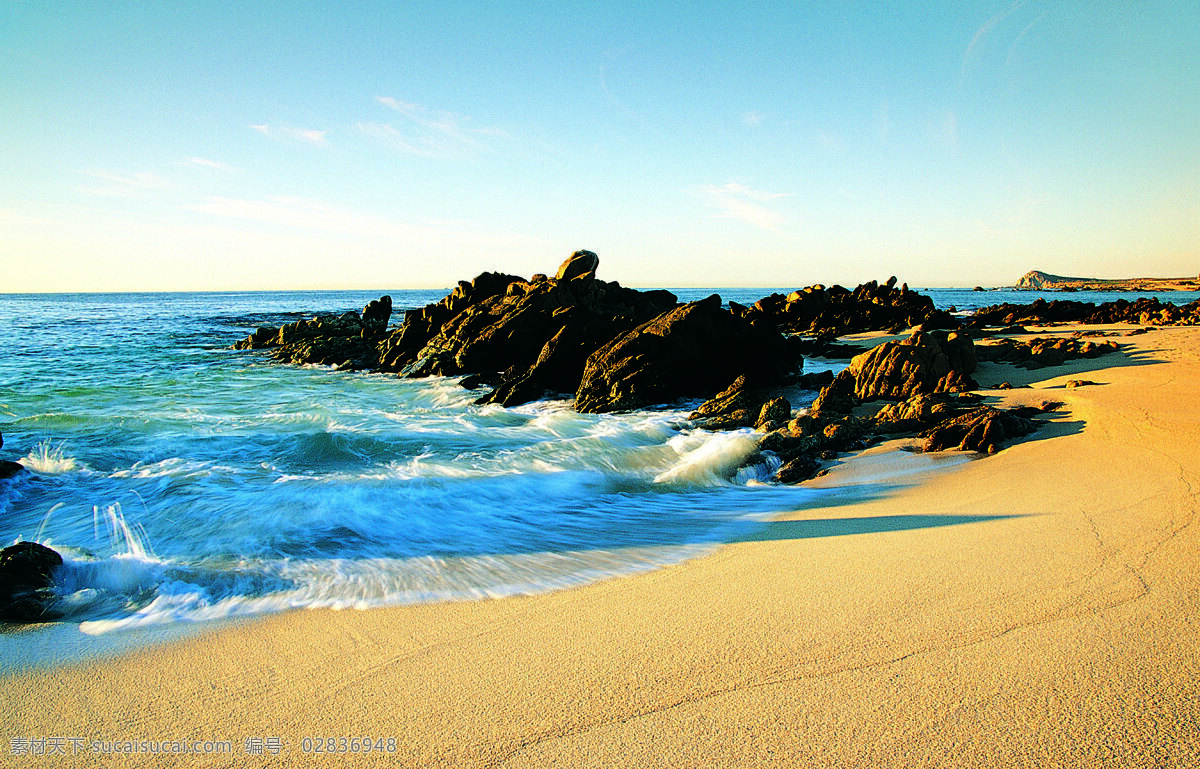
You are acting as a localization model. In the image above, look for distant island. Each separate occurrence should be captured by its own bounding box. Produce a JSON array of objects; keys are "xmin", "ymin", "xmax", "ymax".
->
[{"xmin": 1016, "ymin": 270, "xmax": 1199, "ymax": 292}]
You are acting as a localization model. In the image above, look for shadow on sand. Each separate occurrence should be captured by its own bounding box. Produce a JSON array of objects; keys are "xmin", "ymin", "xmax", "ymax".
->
[{"xmin": 736, "ymin": 512, "xmax": 1020, "ymax": 543}]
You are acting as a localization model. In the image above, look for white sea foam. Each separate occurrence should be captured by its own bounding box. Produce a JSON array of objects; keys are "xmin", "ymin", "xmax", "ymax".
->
[
  {"xmin": 654, "ymin": 430, "xmax": 763, "ymax": 486},
  {"xmin": 21, "ymin": 440, "xmax": 82, "ymax": 474}
]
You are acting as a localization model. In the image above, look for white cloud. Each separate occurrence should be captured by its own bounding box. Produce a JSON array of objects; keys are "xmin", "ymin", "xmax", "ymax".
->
[
  {"xmin": 693, "ymin": 183, "xmax": 791, "ymax": 231},
  {"xmin": 76, "ymin": 169, "xmax": 172, "ymax": 197},
  {"xmin": 249, "ymin": 124, "xmax": 329, "ymax": 145},
  {"xmin": 185, "ymin": 194, "xmax": 542, "ymax": 252},
  {"xmin": 180, "ymin": 157, "xmax": 242, "ymax": 173},
  {"xmin": 366, "ymin": 96, "xmax": 509, "ymax": 159},
  {"xmin": 741, "ymin": 111, "xmax": 766, "ymax": 127}
]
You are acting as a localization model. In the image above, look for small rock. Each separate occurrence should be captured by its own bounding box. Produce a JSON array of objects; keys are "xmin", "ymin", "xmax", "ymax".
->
[
  {"xmin": 773, "ymin": 453, "xmax": 823, "ymax": 484},
  {"xmin": 0, "ymin": 542, "xmax": 64, "ymax": 622}
]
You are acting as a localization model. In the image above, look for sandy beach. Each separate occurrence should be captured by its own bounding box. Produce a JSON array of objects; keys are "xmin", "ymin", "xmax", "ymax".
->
[{"xmin": 3, "ymin": 323, "xmax": 1198, "ymax": 767}]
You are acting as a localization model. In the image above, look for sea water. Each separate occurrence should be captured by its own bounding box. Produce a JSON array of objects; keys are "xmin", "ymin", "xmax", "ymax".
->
[{"xmin": 1, "ymin": 285, "xmax": 1195, "ymax": 663}]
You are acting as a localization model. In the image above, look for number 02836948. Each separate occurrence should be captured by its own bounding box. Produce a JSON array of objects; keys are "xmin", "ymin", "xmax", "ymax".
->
[{"xmin": 300, "ymin": 737, "xmax": 398, "ymax": 754}]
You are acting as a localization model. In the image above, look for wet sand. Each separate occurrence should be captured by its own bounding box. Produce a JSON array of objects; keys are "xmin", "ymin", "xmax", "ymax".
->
[{"xmin": 2, "ymin": 324, "xmax": 1197, "ymax": 767}]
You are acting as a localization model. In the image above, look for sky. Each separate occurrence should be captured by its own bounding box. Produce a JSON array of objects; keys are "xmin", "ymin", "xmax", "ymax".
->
[{"xmin": 2, "ymin": 1, "xmax": 1197, "ymax": 292}]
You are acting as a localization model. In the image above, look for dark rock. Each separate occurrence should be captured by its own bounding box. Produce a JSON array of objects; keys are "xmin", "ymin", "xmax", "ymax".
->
[
  {"xmin": 747, "ymin": 279, "xmax": 955, "ymax": 338},
  {"xmin": 0, "ymin": 461, "xmax": 24, "ymax": 480},
  {"xmin": 575, "ymin": 294, "xmax": 793, "ymax": 413},
  {"xmin": 792, "ymin": 370, "xmax": 836, "ymax": 389},
  {"xmin": 555, "ymin": 250, "xmax": 600, "ymax": 281},
  {"xmin": 773, "ymin": 453, "xmax": 823, "ymax": 484},
  {"xmin": 918, "ymin": 406, "xmax": 1039, "ymax": 454},
  {"xmin": 379, "ymin": 272, "xmax": 526, "ymax": 373},
  {"xmin": 460, "ymin": 372, "xmax": 503, "ymax": 390},
  {"xmin": 969, "ymin": 296, "xmax": 1200, "ymax": 328},
  {"xmin": 0, "ymin": 542, "xmax": 63, "ymax": 622},
  {"xmin": 361, "ymin": 295, "xmax": 392, "ymax": 335}
]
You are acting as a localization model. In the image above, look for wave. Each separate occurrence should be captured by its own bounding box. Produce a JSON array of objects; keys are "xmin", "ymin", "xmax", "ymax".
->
[{"xmin": 20, "ymin": 440, "xmax": 83, "ymax": 474}]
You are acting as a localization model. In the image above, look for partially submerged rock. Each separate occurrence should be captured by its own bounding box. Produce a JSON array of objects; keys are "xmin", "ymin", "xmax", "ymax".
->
[
  {"xmin": 0, "ymin": 541, "xmax": 63, "ymax": 622},
  {"xmin": 0, "ymin": 432, "xmax": 25, "ymax": 480},
  {"xmin": 234, "ymin": 296, "xmax": 395, "ymax": 369}
]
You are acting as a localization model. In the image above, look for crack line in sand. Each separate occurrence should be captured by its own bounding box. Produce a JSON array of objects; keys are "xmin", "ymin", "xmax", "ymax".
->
[{"xmin": 493, "ymin": 578, "xmax": 1155, "ymax": 766}]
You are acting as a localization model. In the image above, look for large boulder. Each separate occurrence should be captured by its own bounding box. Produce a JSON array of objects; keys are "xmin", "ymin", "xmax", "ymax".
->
[
  {"xmin": 574, "ymin": 295, "xmax": 794, "ymax": 413},
  {"xmin": 555, "ymin": 250, "xmax": 600, "ymax": 281},
  {"xmin": 0, "ymin": 541, "xmax": 63, "ymax": 622}
]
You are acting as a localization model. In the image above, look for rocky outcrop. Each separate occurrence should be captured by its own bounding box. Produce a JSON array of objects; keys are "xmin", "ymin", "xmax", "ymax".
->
[
  {"xmin": 872, "ymin": 393, "xmax": 966, "ymax": 433},
  {"xmin": 379, "ymin": 272, "xmax": 525, "ymax": 372},
  {"xmin": 971, "ymin": 297, "xmax": 1200, "ymax": 328},
  {"xmin": 234, "ymin": 296, "xmax": 395, "ymax": 370},
  {"xmin": 0, "ymin": 541, "xmax": 62, "ymax": 622},
  {"xmin": 918, "ymin": 405, "xmax": 1040, "ymax": 454},
  {"xmin": 401, "ymin": 271, "xmax": 679, "ymax": 405},
  {"xmin": 574, "ymin": 294, "xmax": 794, "ymax": 413},
  {"xmin": 756, "ymin": 413, "xmax": 876, "ymax": 483},
  {"xmin": 745, "ymin": 277, "xmax": 959, "ymax": 338},
  {"xmin": 689, "ymin": 376, "xmax": 792, "ymax": 432},
  {"xmin": 974, "ymin": 336, "xmax": 1120, "ymax": 369},
  {"xmin": 810, "ymin": 330, "xmax": 977, "ymax": 416}
]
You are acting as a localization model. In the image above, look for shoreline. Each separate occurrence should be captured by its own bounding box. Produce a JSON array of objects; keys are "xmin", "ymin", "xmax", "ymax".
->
[{"xmin": 3, "ymin": 323, "xmax": 1198, "ymax": 766}]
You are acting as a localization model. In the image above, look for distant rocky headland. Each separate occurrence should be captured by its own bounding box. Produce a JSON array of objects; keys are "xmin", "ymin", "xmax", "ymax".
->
[{"xmin": 1016, "ymin": 270, "xmax": 1199, "ymax": 292}]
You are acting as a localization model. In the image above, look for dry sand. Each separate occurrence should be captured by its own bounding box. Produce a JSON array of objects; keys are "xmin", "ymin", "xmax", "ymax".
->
[{"xmin": 3, "ymin": 325, "xmax": 1198, "ymax": 767}]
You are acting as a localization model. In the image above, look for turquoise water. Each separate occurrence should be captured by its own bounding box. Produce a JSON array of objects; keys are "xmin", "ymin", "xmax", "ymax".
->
[{"xmin": 0, "ymin": 285, "xmax": 1192, "ymax": 644}]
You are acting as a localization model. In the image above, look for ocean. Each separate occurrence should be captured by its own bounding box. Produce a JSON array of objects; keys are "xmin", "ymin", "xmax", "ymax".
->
[{"xmin": 3, "ymin": 285, "xmax": 1198, "ymax": 665}]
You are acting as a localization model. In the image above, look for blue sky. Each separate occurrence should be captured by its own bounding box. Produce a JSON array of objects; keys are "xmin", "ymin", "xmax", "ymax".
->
[{"xmin": 2, "ymin": 1, "xmax": 1197, "ymax": 291}]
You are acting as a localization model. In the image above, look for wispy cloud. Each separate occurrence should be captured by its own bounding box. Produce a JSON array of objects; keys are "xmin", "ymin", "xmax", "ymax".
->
[
  {"xmin": 179, "ymin": 157, "xmax": 242, "ymax": 173},
  {"xmin": 363, "ymin": 96, "xmax": 509, "ymax": 159},
  {"xmin": 77, "ymin": 169, "xmax": 172, "ymax": 197},
  {"xmin": 250, "ymin": 124, "xmax": 330, "ymax": 145},
  {"xmin": 185, "ymin": 194, "xmax": 547, "ymax": 252},
  {"xmin": 741, "ymin": 111, "xmax": 766, "ymax": 127},
  {"xmin": 693, "ymin": 182, "xmax": 791, "ymax": 231},
  {"xmin": 876, "ymin": 102, "xmax": 892, "ymax": 144},
  {"xmin": 927, "ymin": 111, "xmax": 959, "ymax": 154},
  {"xmin": 960, "ymin": 0, "xmax": 1047, "ymax": 86}
]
